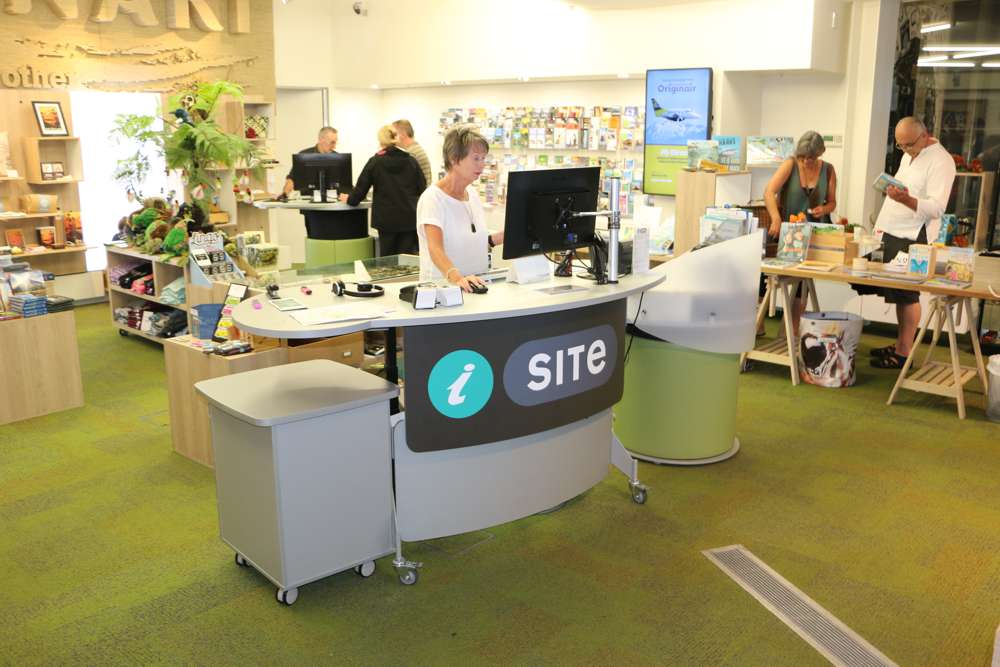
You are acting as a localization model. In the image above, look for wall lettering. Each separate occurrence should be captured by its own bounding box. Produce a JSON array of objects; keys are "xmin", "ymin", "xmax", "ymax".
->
[
  {"xmin": 3, "ymin": 0, "xmax": 78, "ymax": 18},
  {"xmin": 0, "ymin": 65, "xmax": 71, "ymax": 88},
  {"xmin": 3, "ymin": 0, "xmax": 249, "ymax": 33}
]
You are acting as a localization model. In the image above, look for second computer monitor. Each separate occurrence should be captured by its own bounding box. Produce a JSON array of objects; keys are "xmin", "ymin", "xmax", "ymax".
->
[
  {"xmin": 291, "ymin": 152, "xmax": 353, "ymax": 195},
  {"xmin": 502, "ymin": 167, "xmax": 601, "ymax": 261}
]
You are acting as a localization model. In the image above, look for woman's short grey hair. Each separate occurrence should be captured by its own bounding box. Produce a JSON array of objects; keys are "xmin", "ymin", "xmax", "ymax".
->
[
  {"xmin": 442, "ymin": 125, "xmax": 490, "ymax": 170},
  {"xmin": 795, "ymin": 131, "xmax": 826, "ymax": 159}
]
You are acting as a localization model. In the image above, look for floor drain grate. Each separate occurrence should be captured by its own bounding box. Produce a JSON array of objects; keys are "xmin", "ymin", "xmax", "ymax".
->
[{"xmin": 704, "ymin": 544, "xmax": 897, "ymax": 667}]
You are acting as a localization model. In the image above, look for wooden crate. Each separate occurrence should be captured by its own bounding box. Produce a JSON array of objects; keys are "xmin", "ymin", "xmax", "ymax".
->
[{"xmin": 807, "ymin": 226, "xmax": 857, "ymax": 265}]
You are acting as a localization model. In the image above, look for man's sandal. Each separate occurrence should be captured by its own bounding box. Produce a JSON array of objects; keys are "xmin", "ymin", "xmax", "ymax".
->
[{"xmin": 869, "ymin": 344, "xmax": 897, "ymax": 358}]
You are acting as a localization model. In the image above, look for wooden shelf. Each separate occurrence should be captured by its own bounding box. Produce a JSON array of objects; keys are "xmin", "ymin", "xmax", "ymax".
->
[
  {"xmin": 112, "ymin": 322, "xmax": 168, "ymax": 345},
  {"xmin": 18, "ymin": 245, "xmax": 88, "ymax": 257},
  {"xmin": 109, "ymin": 285, "xmax": 188, "ymax": 311},
  {"xmin": 104, "ymin": 244, "xmax": 185, "ymax": 265},
  {"xmin": 27, "ymin": 177, "xmax": 81, "ymax": 185},
  {"xmin": 0, "ymin": 176, "xmax": 24, "ymax": 182},
  {"xmin": 0, "ymin": 212, "xmax": 60, "ymax": 221},
  {"xmin": 35, "ymin": 136, "xmax": 79, "ymax": 142}
]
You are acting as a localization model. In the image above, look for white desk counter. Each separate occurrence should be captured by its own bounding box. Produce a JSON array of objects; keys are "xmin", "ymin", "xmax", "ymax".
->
[
  {"xmin": 232, "ymin": 272, "xmax": 662, "ymax": 339},
  {"xmin": 254, "ymin": 200, "xmax": 371, "ymax": 212},
  {"xmin": 232, "ymin": 271, "xmax": 664, "ymax": 584}
]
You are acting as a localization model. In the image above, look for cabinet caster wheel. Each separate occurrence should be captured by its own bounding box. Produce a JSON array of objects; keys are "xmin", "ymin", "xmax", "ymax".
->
[
  {"xmin": 398, "ymin": 568, "xmax": 418, "ymax": 586},
  {"xmin": 276, "ymin": 587, "xmax": 298, "ymax": 606},
  {"xmin": 353, "ymin": 561, "xmax": 376, "ymax": 578},
  {"xmin": 631, "ymin": 485, "xmax": 648, "ymax": 504},
  {"xmin": 234, "ymin": 553, "xmax": 249, "ymax": 567},
  {"xmin": 118, "ymin": 329, "xmax": 129, "ymax": 337}
]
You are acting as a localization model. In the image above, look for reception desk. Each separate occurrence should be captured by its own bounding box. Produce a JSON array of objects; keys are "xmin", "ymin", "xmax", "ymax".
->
[{"xmin": 231, "ymin": 271, "xmax": 662, "ymax": 583}]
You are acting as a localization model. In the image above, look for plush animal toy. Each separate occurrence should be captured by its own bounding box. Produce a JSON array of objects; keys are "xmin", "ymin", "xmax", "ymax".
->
[{"xmin": 161, "ymin": 221, "xmax": 188, "ymax": 256}]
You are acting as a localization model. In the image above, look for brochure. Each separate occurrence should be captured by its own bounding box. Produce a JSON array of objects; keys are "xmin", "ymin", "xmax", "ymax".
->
[
  {"xmin": 746, "ymin": 136, "xmax": 794, "ymax": 165},
  {"xmin": 872, "ymin": 172, "xmax": 907, "ymax": 193}
]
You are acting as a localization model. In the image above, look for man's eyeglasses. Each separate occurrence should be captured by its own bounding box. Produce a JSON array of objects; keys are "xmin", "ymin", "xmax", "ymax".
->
[{"xmin": 896, "ymin": 133, "xmax": 924, "ymax": 151}]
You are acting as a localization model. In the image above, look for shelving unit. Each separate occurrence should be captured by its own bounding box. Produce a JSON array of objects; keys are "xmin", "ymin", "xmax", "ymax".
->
[
  {"xmin": 0, "ymin": 90, "xmax": 88, "ymax": 277},
  {"xmin": 105, "ymin": 245, "xmax": 189, "ymax": 344}
]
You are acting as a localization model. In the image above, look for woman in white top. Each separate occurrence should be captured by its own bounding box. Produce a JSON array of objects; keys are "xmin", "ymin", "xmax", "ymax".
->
[{"xmin": 416, "ymin": 126, "xmax": 503, "ymax": 292}]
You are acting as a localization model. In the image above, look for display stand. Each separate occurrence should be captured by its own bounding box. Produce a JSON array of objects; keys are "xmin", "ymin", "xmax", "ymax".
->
[
  {"xmin": 0, "ymin": 311, "xmax": 84, "ymax": 425},
  {"xmin": 0, "ymin": 90, "xmax": 89, "ymax": 278},
  {"xmin": 674, "ymin": 169, "xmax": 752, "ymax": 255},
  {"xmin": 105, "ymin": 245, "xmax": 189, "ymax": 344}
]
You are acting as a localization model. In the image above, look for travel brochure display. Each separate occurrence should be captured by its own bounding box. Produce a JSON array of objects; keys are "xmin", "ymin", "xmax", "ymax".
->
[
  {"xmin": 712, "ymin": 135, "xmax": 742, "ymax": 170},
  {"xmin": 642, "ymin": 68, "xmax": 712, "ymax": 195},
  {"xmin": 686, "ymin": 140, "xmax": 719, "ymax": 170},
  {"xmin": 440, "ymin": 106, "xmax": 644, "ymax": 215},
  {"xmin": 746, "ymin": 136, "xmax": 794, "ymax": 165},
  {"xmin": 439, "ymin": 105, "xmax": 644, "ymax": 153}
]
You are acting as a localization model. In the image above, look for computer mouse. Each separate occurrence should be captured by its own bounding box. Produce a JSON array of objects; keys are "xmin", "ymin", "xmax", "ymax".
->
[{"xmin": 470, "ymin": 283, "xmax": 488, "ymax": 294}]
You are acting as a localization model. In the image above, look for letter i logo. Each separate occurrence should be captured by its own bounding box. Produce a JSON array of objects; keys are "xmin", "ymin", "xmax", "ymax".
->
[{"xmin": 429, "ymin": 351, "xmax": 493, "ymax": 418}]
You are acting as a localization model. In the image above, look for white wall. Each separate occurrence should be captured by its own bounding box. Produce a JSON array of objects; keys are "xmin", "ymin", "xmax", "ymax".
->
[
  {"xmin": 270, "ymin": 0, "xmax": 899, "ymax": 248},
  {"xmin": 326, "ymin": 0, "xmax": 828, "ymax": 88}
]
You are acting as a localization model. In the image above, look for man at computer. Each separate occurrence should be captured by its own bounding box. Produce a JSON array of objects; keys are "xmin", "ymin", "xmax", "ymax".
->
[
  {"xmin": 281, "ymin": 126, "xmax": 368, "ymax": 241},
  {"xmin": 282, "ymin": 126, "xmax": 339, "ymax": 196}
]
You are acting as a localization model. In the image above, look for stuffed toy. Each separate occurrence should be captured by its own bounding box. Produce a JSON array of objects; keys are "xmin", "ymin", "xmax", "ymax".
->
[
  {"xmin": 141, "ymin": 220, "xmax": 171, "ymax": 254},
  {"xmin": 161, "ymin": 221, "xmax": 188, "ymax": 256}
]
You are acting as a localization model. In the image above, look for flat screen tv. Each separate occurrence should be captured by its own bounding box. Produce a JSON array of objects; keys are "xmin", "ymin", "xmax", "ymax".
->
[{"xmin": 642, "ymin": 68, "xmax": 713, "ymax": 196}]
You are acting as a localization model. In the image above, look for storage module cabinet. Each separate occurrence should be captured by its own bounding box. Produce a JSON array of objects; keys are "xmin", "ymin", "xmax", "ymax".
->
[
  {"xmin": 105, "ymin": 245, "xmax": 189, "ymax": 343},
  {"xmin": 0, "ymin": 311, "xmax": 84, "ymax": 425},
  {"xmin": 0, "ymin": 90, "xmax": 88, "ymax": 276},
  {"xmin": 195, "ymin": 360, "xmax": 399, "ymax": 605}
]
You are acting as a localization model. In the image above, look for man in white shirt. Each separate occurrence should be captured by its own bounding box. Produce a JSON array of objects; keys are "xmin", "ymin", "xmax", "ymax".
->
[{"xmin": 865, "ymin": 116, "xmax": 956, "ymax": 369}]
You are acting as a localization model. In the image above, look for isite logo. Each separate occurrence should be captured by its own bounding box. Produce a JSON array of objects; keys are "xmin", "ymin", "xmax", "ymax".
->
[
  {"xmin": 427, "ymin": 350, "xmax": 494, "ymax": 419},
  {"xmin": 503, "ymin": 325, "xmax": 617, "ymax": 406}
]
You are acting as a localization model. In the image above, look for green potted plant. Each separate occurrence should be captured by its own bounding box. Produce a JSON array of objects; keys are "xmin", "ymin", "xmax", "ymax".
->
[{"xmin": 110, "ymin": 80, "xmax": 261, "ymax": 216}]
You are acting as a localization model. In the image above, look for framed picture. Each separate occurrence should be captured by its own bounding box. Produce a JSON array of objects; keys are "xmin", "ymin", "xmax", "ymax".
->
[
  {"xmin": 36, "ymin": 226, "xmax": 56, "ymax": 247},
  {"xmin": 63, "ymin": 210, "xmax": 83, "ymax": 244},
  {"xmin": 52, "ymin": 161, "xmax": 64, "ymax": 178},
  {"xmin": 41, "ymin": 162, "xmax": 54, "ymax": 180},
  {"xmin": 31, "ymin": 101, "xmax": 68, "ymax": 137},
  {"xmin": 5, "ymin": 228, "xmax": 25, "ymax": 249}
]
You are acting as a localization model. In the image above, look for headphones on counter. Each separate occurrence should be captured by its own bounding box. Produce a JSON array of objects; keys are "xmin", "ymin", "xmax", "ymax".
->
[{"xmin": 332, "ymin": 279, "xmax": 384, "ymax": 298}]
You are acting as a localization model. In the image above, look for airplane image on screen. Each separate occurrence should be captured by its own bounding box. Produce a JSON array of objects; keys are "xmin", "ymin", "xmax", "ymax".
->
[{"xmin": 650, "ymin": 98, "xmax": 701, "ymax": 122}]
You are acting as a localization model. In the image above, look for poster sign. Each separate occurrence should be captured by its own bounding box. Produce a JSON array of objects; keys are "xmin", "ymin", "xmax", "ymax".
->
[{"xmin": 643, "ymin": 68, "xmax": 712, "ymax": 195}]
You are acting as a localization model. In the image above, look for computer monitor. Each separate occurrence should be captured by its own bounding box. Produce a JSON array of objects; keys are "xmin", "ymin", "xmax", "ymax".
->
[
  {"xmin": 502, "ymin": 166, "xmax": 601, "ymax": 261},
  {"xmin": 291, "ymin": 152, "xmax": 353, "ymax": 197}
]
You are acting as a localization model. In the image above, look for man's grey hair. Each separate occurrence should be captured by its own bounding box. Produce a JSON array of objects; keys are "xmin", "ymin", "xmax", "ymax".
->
[
  {"xmin": 318, "ymin": 126, "xmax": 338, "ymax": 137},
  {"xmin": 794, "ymin": 131, "xmax": 826, "ymax": 159},
  {"xmin": 442, "ymin": 125, "xmax": 490, "ymax": 170},
  {"xmin": 897, "ymin": 116, "xmax": 927, "ymax": 134}
]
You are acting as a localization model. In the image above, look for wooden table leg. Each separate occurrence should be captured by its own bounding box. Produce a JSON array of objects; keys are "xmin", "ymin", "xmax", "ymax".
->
[
  {"xmin": 743, "ymin": 275, "xmax": 774, "ymax": 369},
  {"xmin": 920, "ymin": 298, "xmax": 945, "ymax": 369},
  {"xmin": 780, "ymin": 278, "xmax": 799, "ymax": 385},
  {"xmin": 768, "ymin": 275, "xmax": 777, "ymax": 318},
  {"xmin": 944, "ymin": 299, "xmax": 966, "ymax": 419},
  {"xmin": 805, "ymin": 278, "xmax": 820, "ymax": 312},
  {"xmin": 888, "ymin": 297, "xmax": 938, "ymax": 406},
  {"xmin": 965, "ymin": 298, "xmax": 989, "ymax": 391}
]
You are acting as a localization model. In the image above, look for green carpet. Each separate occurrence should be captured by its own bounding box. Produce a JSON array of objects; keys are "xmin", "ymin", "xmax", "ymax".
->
[{"xmin": 2, "ymin": 304, "xmax": 999, "ymax": 665}]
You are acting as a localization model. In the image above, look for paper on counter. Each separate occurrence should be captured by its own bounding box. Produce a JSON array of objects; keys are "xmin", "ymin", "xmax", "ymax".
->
[{"xmin": 289, "ymin": 306, "xmax": 393, "ymax": 326}]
